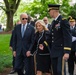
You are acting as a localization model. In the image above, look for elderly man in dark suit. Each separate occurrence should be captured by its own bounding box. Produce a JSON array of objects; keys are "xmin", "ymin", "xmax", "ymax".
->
[
  {"xmin": 12, "ymin": 13, "xmax": 35, "ymax": 75},
  {"xmin": 43, "ymin": 17, "xmax": 51, "ymax": 30},
  {"xmin": 48, "ymin": 4, "xmax": 72, "ymax": 75}
]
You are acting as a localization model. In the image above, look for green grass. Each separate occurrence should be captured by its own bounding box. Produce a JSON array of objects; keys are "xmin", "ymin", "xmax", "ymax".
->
[{"xmin": 0, "ymin": 34, "xmax": 12, "ymax": 72}]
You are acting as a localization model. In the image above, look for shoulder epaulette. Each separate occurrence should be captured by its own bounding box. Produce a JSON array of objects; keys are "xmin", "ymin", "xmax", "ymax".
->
[{"xmin": 62, "ymin": 18, "xmax": 66, "ymax": 20}]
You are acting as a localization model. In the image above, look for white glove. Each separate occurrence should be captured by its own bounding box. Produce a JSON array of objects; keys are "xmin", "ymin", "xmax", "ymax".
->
[{"xmin": 72, "ymin": 36, "xmax": 76, "ymax": 42}]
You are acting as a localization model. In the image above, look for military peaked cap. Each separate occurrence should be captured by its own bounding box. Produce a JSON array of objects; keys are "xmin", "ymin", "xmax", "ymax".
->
[{"xmin": 48, "ymin": 4, "xmax": 60, "ymax": 11}]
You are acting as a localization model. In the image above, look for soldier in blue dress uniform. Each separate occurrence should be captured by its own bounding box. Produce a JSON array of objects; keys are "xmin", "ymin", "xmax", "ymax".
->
[
  {"xmin": 68, "ymin": 17, "xmax": 76, "ymax": 75},
  {"xmin": 48, "ymin": 4, "xmax": 72, "ymax": 75}
]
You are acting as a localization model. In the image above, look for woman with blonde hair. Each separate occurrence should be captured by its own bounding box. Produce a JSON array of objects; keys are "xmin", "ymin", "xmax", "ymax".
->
[{"xmin": 31, "ymin": 20, "xmax": 52, "ymax": 75}]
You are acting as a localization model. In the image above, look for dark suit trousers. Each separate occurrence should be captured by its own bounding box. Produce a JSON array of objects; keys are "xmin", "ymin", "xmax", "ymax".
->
[
  {"xmin": 12, "ymin": 56, "xmax": 15, "ymax": 70},
  {"xmin": 30, "ymin": 56, "xmax": 35, "ymax": 75},
  {"xmin": 68, "ymin": 51, "xmax": 75, "ymax": 74},
  {"xmin": 15, "ymin": 53, "xmax": 32, "ymax": 75},
  {"xmin": 51, "ymin": 56, "xmax": 66, "ymax": 75}
]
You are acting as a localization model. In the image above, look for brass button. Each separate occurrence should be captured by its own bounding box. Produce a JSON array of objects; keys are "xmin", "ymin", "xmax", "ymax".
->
[
  {"xmin": 52, "ymin": 33, "xmax": 54, "ymax": 35},
  {"xmin": 52, "ymin": 29, "xmax": 53, "ymax": 31},
  {"xmin": 52, "ymin": 37, "xmax": 54, "ymax": 39},
  {"xmin": 61, "ymin": 44, "xmax": 62, "ymax": 46},
  {"xmin": 52, "ymin": 41, "xmax": 54, "ymax": 43}
]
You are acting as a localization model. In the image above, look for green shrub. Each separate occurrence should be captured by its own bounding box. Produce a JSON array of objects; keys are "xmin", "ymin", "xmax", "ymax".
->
[
  {"xmin": 2, "ymin": 55, "xmax": 12, "ymax": 67},
  {"xmin": 0, "ymin": 66, "xmax": 4, "ymax": 73}
]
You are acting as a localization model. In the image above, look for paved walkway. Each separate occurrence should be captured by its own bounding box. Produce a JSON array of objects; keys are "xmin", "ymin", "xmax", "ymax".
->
[{"xmin": 8, "ymin": 63, "xmax": 76, "ymax": 75}]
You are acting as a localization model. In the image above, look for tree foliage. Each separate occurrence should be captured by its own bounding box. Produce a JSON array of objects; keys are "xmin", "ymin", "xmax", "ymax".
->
[
  {"xmin": 0, "ymin": 0, "xmax": 21, "ymax": 31},
  {"xmin": 60, "ymin": 0, "xmax": 72, "ymax": 17},
  {"xmin": 0, "ymin": 0, "xmax": 75, "ymax": 31},
  {"xmin": 68, "ymin": 3, "xmax": 76, "ymax": 19},
  {"xmin": 24, "ymin": 0, "xmax": 72, "ymax": 19},
  {"xmin": 20, "ymin": 0, "xmax": 52, "ymax": 19}
]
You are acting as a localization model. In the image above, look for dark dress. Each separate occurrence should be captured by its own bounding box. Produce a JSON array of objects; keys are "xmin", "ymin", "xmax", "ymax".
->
[{"xmin": 31, "ymin": 30, "xmax": 51, "ymax": 73}]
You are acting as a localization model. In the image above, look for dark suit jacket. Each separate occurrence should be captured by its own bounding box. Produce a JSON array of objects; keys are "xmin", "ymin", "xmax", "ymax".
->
[
  {"xmin": 10, "ymin": 30, "xmax": 15, "ymax": 47},
  {"xmin": 13, "ymin": 23, "xmax": 35, "ymax": 56},
  {"xmin": 50, "ymin": 15, "xmax": 72, "ymax": 57},
  {"xmin": 31, "ymin": 30, "xmax": 51, "ymax": 54},
  {"xmin": 48, "ymin": 24, "xmax": 51, "ymax": 30}
]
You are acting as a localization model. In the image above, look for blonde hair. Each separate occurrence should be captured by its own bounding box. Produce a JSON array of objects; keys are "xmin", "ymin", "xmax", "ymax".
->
[{"xmin": 35, "ymin": 20, "xmax": 48, "ymax": 32}]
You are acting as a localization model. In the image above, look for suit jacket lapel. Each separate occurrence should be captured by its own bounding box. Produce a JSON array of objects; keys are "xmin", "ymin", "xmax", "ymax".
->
[
  {"xmin": 51, "ymin": 20, "xmax": 55, "ymax": 28},
  {"xmin": 56, "ymin": 15, "xmax": 62, "ymax": 22},
  {"xmin": 18, "ymin": 24, "xmax": 22, "ymax": 38}
]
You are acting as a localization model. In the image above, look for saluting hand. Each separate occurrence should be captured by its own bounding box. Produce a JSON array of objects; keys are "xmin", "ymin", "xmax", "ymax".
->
[
  {"xmin": 39, "ymin": 44, "xmax": 44, "ymax": 50},
  {"xmin": 63, "ymin": 53, "xmax": 69, "ymax": 61}
]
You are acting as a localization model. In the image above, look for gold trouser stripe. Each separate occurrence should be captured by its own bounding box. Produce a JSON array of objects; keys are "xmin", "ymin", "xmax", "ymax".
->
[
  {"xmin": 64, "ymin": 47, "xmax": 71, "ymax": 50},
  {"xmin": 62, "ymin": 59, "xmax": 64, "ymax": 75},
  {"xmin": 44, "ymin": 41, "xmax": 48, "ymax": 46},
  {"xmin": 34, "ymin": 54, "xmax": 37, "ymax": 74}
]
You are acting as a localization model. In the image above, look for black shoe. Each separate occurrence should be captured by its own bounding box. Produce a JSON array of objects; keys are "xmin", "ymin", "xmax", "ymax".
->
[{"xmin": 9, "ymin": 70, "xmax": 16, "ymax": 74}]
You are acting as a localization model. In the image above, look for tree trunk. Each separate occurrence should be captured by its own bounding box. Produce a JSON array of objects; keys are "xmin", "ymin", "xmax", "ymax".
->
[{"xmin": 6, "ymin": 11, "xmax": 14, "ymax": 31}]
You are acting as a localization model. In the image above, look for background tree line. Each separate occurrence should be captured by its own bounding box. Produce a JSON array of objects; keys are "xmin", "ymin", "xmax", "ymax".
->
[{"xmin": 0, "ymin": 0, "xmax": 76, "ymax": 31}]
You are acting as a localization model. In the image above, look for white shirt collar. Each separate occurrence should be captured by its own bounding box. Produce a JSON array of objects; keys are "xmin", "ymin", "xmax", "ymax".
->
[
  {"xmin": 45, "ymin": 24, "xmax": 48, "ymax": 28},
  {"xmin": 54, "ymin": 14, "xmax": 60, "ymax": 21},
  {"xmin": 21, "ymin": 23, "xmax": 27, "ymax": 31},
  {"xmin": 70, "ymin": 26, "xmax": 75, "ymax": 29},
  {"xmin": 22, "ymin": 23, "xmax": 27, "ymax": 26}
]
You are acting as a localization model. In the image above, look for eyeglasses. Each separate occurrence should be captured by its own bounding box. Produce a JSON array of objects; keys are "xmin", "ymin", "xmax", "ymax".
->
[{"xmin": 22, "ymin": 18, "xmax": 28, "ymax": 20}]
